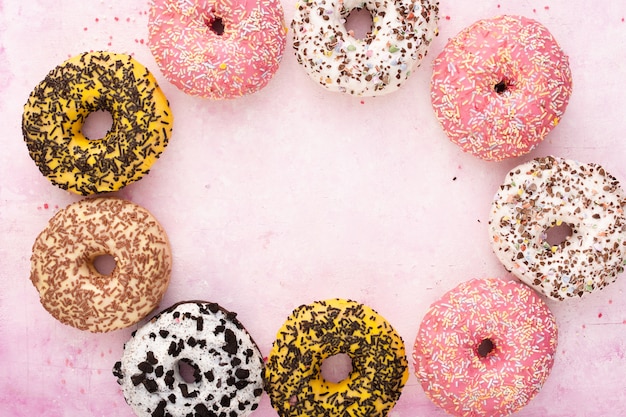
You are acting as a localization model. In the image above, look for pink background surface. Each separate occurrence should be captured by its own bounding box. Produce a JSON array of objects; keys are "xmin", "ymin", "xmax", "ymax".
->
[{"xmin": 1, "ymin": 0, "xmax": 626, "ymax": 416}]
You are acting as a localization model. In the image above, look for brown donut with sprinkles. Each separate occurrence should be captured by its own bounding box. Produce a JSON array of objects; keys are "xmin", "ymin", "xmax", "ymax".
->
[
  {"xmin": 30, "ymin": 197, "xmax": 172, "ymax": 332},
  {"xmin": 22, "ymin": 51, "xmax": 173, "ymax": 195}
]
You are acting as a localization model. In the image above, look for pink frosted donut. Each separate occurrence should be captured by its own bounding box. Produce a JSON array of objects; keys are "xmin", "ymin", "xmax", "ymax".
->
[
  {"xmin": 148, "ymin": 0, "xmax": 287, "ymax": 99},
  {"xmin": 431, "ymin": 15, "xmax": 572, "ymax": 161},
  {"xmin": 413, "ymin": 278, "xmax": 558, "ymax": 417}
]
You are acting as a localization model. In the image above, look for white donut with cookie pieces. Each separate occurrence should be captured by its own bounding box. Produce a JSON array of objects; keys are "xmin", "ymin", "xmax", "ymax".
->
[{"xmin": 113, "ymin": 301, "xmax": 264, "ymax": 417}]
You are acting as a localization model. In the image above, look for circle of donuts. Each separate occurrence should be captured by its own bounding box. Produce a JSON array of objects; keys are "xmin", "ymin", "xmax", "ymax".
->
[
  {"xmin": 22, "ymin": 51, "xmax": 173, "ymax": 195},
  {"xmin": 19, "ymin": 5, "xmax": 626, "ymax": 417}
]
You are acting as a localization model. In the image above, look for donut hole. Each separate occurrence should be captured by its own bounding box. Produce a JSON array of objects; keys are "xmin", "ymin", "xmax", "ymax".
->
[
  {"xmin": 177, "ymin": 358, "xmax": 201, "ymax": 384},
  {"xmin": 343, "ymin": 8, "xmax": 373, "ymax": 40},
  {"xmin": 93, "ymin": 254, "xmax": 116, "ymax": 275},
  {"xmin": 82, "ymin": 110, "xmax": 113, "ymax": 140},
  {"xmin": 494, "ymin": 79, "xmax": 509, "ymax": 95},
  {"xmin": 206, "ymin": 17, "xmax": 225, "ymax": 35},
  {"xmin": 320, "ymin": 353, "xmax": 353, "ymax": 383},
  {"xmin": 544, "ymin": 222, "xmax": 573, "ymax": 247},
  {"xmin": 477, "ymin": 338, "xmax": 495, "ymax": 358}
]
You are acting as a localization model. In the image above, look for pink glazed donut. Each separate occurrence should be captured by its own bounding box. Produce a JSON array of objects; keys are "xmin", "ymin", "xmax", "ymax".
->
[
  {"xmin": 431, "ymin": 15, "xmax": 572, "ymax": 161},
  {"xmin": 148, "ymin": 0, "xmax": 287, "ymax": 99},
  {"xmin": 413, "ymin": 278, "xmax": 558, "ymax": 417}
]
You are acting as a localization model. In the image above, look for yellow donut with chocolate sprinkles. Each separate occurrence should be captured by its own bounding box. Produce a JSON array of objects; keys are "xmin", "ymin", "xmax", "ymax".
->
[
  {"xmin": 22, "ymin": 51, "xmax": 173, "ymax": 195},
  {"xmin": 264, "ymin": 299, "xmax": 408, "ymax": 417}
]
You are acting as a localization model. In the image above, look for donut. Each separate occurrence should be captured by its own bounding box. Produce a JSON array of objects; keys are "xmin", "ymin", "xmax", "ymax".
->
[
  {"xmin": 22, "ymin": 51, "xmax": 173, "ymax": 195},
  {"xmin": 489, "ymin": 156, "xmax": 626, "ymax": 300},
  {"xmin": 291, "ymin": 0, "xmax": 439, "ymax": 96},
  {"xmin": 430, "ymin": 15, "xmax": 572, "ymax": 161},
  {"xmin": 413, "ymin": 278, "xmax": 558, "ymax": 417},
  {"xmin": 113, "ymin": 301, "xmax": 265, "ymax": 417},
  {"xmin": 264, "ymin": 298, "xmax": 408, "ymax": 417},
  {"xmin": 148, "ymin": 0, "xmax": 287, "ymax": 99},
  {"xmin": 30, "ymin": 197, "xmax": 172, "ymax": 332}
]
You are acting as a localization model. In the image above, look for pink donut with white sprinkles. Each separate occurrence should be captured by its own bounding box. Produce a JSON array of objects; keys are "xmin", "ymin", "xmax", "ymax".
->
[
  {"xmin": 413, "ymin": 278, "xmax": 558, "ymax": 417},
  {"xmin": 431, "ymin": 15, "xmax": 573, "ymax": 161},
  {"xmin": 148, "ymin": 0, "xmax": 287, "ymax": 99}
]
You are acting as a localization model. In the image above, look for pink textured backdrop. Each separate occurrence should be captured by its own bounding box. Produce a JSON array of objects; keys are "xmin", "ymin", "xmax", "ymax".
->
[{"xmin": 1, "ymin": 0, "xmax": 625, "ymax": 416}]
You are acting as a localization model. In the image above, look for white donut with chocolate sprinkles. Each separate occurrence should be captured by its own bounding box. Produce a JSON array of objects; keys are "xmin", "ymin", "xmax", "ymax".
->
[
  {"xmin": 291, "ymin": 0, "xmax": 439, "ymax": 96},
  {"xmin": 22, "ymin": 51, "xmax": 173, "ymax": 195},
  {"xmin": 113, "ymin": 301, "xmax": 265, "ymax": 417},
  {"xmin": 30, "ymin": 197, "xmax": 172, "ymax": 332},
  {"xmin": 489, "ymin": 156, "xmax": 626, "ymax": 300}
]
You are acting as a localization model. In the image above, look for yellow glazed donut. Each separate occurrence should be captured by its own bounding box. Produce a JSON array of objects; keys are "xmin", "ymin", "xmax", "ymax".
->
[
  {"xmin": 264, "ymin": 299, "xmax": 408, "ymax": 417},
  {"xmin": 22, "ymin": 51, "xmax": 173, "ymax": 195},
  {"xmin": 30, "ymin": 197, "xmax": 172, "ymax": 332}
]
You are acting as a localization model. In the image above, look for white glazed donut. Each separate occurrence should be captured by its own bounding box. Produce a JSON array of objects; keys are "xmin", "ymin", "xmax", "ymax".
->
[
  {"xmin": 113, "ymin": 301, "xmax": 264, "ymax": 417},
  {"xmin": 291, "ymin": 0, "xmax": 439, "ymax": 96},
  {"xmin": 489, "ymin": 156, "xmax": 626, "ymax": 300}
]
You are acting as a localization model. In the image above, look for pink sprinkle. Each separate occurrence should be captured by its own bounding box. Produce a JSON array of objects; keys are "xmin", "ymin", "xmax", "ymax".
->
[
  {"xmin": 43, "ymin": 203, "xmax": 49, "ymax": 209},
  {"xmin": 95, "ymin": 17, "xmax": 99, "ymax": 22},
  {"xmin": 598, "ymin": 313, "xmax": 603, "ymax": 318},
  {"xmin": 114, "ymin": 16, "xmax": 119, "ymax": 21},
  {"xmin": 445, "ymin": 15, "xmax": 451, "ymax": 20},
  {"xmin": 544, "ymin": 6, "xmax": 549, "ymax": 10},
  {"xmin": 83, "ymin": 27, "xmax": 88, "ymax": 31}
]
